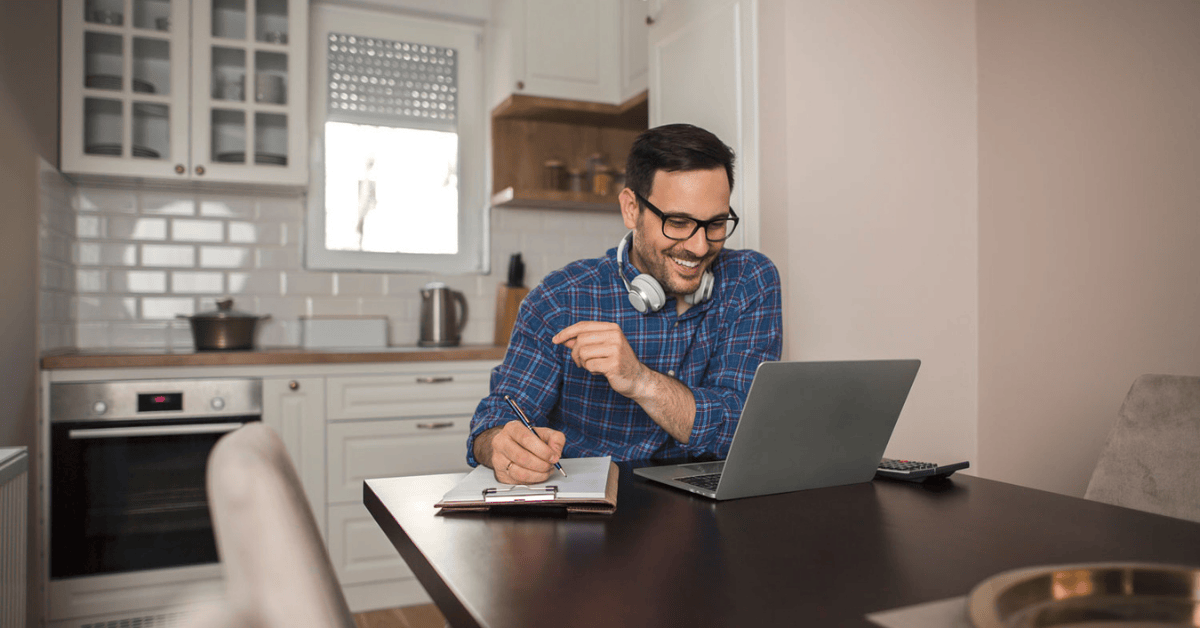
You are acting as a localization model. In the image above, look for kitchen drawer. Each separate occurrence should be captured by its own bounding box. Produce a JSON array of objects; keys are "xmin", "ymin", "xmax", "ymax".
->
[
  {"xmin": 326, "ymin": 370, "xmax": 492, "ymax": 421},
  {"xmin": 326, "ymin": 417, "xmax": 473, "ymax": 503},
  {"xmin": 327, "ymin": 502, "xmax": 413, "ymax": 586}
]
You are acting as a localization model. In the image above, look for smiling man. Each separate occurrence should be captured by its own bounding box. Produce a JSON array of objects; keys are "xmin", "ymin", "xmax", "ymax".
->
[{"xmin": 468, "ymin": 124, "xmax": 783, "ymax": 484}]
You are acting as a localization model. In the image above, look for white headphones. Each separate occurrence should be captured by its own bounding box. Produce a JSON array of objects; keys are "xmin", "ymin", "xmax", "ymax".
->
[{"xmin": 616, "ymin": 232, "xmax": 714, "ymax": 314}]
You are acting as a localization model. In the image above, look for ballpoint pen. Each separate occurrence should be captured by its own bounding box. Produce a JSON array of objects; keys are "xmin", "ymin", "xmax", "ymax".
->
[{"xmin": 504, "ymin": 394, "xmax": 567, "ymax": 477}]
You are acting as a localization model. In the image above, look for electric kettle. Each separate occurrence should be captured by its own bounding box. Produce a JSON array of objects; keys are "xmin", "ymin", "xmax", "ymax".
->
[{"xmin": 418, "ymin": 282, "xmax": 469, "ymax": 347}]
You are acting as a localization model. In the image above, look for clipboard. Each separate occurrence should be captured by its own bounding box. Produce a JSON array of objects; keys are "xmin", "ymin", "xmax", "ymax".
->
[{"xmin": 435, "ymin": 456, "xmax": 619, "ymax": 514}]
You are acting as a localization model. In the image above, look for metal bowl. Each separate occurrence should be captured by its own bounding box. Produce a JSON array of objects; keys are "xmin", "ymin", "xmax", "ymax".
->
[{"xmin": 968, "ymin": 562, "xmax": 1200, "ymax": 627}]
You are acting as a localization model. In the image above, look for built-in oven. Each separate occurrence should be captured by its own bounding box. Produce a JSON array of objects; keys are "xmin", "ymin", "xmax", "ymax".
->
[{"xmin": 49, "ymin": 378, "xmax": 261, "ymax": 583}]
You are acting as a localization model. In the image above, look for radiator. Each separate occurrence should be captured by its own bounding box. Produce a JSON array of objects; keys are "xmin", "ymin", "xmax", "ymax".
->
[{"xmin": 0, "ymin": 448, "xmax": 28, "ymax": 628}]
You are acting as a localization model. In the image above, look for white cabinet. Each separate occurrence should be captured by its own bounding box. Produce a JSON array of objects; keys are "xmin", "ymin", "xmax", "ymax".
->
[
  {"xmin": 262, "ymin": 376, "xmax": 327, "ymax": 535},
  {"xmin": 60, "ymin": 0, "xmax": 308, "ymax": 186},
  {"xmin": 489, "ymin": 0, "xmax": 646, "ymax": 106}
]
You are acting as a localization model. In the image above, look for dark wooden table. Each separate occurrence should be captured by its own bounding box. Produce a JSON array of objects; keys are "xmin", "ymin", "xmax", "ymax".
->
[{"xmin": 364, "ymin": 463, "xmax": 1200, "ymax": 628}]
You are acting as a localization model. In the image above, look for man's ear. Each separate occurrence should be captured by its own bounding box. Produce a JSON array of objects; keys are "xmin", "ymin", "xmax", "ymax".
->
[{"xmin": 619, "ymin": 188, "xmax": 640, "ymax": 230}]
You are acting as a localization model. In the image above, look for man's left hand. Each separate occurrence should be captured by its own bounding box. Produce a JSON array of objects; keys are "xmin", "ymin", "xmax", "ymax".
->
[{"xmin": 552, "ymin": 321, "xmax": 647, "ymax": 398}]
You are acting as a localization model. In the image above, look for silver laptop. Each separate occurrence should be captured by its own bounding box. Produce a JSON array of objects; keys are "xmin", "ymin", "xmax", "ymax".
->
[{"xmin": 633, "ymin": 359, "xmax": 920, "ymax": 500}]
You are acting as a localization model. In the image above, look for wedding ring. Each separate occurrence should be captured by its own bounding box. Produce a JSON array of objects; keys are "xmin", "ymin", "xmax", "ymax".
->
[{"xmin": 505, "ymin": 461, "xmax": 513, "ymax": 471}]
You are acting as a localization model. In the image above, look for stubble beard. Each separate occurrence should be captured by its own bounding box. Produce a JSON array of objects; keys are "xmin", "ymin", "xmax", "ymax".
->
[{"xmin": 631, "ymin": 235, "xmax": 716, "ymax": 298}]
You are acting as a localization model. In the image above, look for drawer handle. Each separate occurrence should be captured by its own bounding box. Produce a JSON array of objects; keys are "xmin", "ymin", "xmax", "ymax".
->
[
  {"xmin": 416, "ymin": 421, "xmax": 455, "ymax": 430},
  {"xmin": 416, "ymin": 376, "xmax": 454, "ymax": 384}
]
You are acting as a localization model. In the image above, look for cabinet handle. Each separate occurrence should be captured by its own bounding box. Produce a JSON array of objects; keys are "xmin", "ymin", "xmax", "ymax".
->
[
  {"xmin": 174, "ymin": 164, "xmax": 186, "ymax": 174},
  {"xmin": 416, "ymin": 421, "xmax": 455, "ymax": 430},
  {"xmin": 646, "ymin": 15, "xmax": 655, "ymax": 25},
  {"xmin": 288, "ymin": 380, "xmax": 300, "ymax": 391},
  {"xmin": 416, "ymin": 376, "xmax": 454, "ymax": 384},
  {"xmin": 516, "ymin": 80, "xmax": 525, "ymax": 90}
]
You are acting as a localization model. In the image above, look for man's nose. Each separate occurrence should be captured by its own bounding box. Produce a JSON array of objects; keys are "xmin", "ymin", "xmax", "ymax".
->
[{"xmin": 682, "ymin": 227, "xmax": 711, "ymax": 257}]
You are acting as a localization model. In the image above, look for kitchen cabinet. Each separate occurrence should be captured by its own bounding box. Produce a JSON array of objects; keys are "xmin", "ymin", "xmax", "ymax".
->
[
  {"xmin": 60, "ymin": 0, "xmax": 308, "ymax": 186},
  {"xmin": 489, "ymin": 0, "xmax": 647, "ymax": 107},
  {"xmin": 262, "ymin": 376, "xmax": 326, "ymax": 535}
]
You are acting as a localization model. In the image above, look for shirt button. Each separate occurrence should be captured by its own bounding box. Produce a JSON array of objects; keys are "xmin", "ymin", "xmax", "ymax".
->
[{"xmin": 667, "ymin": 369, "xmax": 676, "ymax": 376}]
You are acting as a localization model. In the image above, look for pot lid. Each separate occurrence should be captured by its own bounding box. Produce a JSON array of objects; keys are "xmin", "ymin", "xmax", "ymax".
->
[{"xmin": 190, "ymin": 298, "xmax": 259, "ymax": 320}]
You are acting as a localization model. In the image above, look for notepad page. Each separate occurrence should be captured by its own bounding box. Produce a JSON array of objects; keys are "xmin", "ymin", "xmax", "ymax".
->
[{"xmin": 440, "ymin": 456, "xmax": 612, "ymax": 503}]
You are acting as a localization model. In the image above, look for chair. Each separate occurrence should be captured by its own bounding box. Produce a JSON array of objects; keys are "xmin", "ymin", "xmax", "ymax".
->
[
  {"xmin": 1084, "ymin": 373, "xmax": 1200, "ymax": 523},
  {"xmin": 200, "ymin": 422, "xmax": 357, "ymax": 628}
]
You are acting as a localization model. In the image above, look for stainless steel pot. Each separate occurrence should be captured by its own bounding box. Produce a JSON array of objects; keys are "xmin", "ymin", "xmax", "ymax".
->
[{"xmin": 177, "ymin": 298, "xmax": 270, "ymax": 351}]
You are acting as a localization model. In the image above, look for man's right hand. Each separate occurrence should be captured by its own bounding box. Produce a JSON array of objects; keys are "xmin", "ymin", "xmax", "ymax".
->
[{"xmin": 473, "ymin": 421, "xmax": 566, "ymax": 484}]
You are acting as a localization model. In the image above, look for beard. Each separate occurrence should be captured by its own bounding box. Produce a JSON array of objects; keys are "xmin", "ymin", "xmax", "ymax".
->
[{"xmin": 630, "ymin": 233, "xmax": 718, "ymax": 297}]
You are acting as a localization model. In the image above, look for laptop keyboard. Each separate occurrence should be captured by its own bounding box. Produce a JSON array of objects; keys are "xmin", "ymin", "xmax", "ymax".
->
[{"xmin": 677, "ymin": 472, "xmax": 722, "ymax": 491}]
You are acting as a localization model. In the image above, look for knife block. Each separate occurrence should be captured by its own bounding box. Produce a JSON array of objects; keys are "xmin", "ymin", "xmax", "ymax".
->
[{"xmin": 493, "ymin": 285, "xmax": 530, "ymax": 346}]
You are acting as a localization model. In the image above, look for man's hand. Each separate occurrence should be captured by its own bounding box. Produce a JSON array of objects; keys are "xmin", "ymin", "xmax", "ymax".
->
[
  {"xmin": 474, "ymin": 422, "xmax": 566, "ymax": 484},
  {"xmin": 552, "ymin": 321, "xmax": 648, "ymax": 398}
]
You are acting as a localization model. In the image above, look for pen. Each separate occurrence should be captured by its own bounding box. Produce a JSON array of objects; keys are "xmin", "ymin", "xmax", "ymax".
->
[{"xmin": 504, "ymin": 394, "xmax": 567, "ymax": 477}]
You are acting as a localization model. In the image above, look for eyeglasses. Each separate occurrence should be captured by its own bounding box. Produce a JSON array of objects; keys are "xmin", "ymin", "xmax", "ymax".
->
[{"xmin": 634, "ymin": 191, "xmax": 740, "ymax": 242}]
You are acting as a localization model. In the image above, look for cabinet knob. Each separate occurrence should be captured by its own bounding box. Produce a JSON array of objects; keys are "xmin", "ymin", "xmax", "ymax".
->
[
  {"xmin": 646, "ymin": 15, "xmax": 655, "ymax": 25},
  {"xmin": 195, "ymin": 165, "xmax": 206, "ymax": 176},
  {"xmin": 174, "ymin": 164, "xmax": 185, "ymax": 175},
  {"xmin": 516, "ymin": 81, "xmax": 525, "ymax": 90},
  {"xmin": 288, "ymin": 380, "xmax": 300, "ymax": 391}
]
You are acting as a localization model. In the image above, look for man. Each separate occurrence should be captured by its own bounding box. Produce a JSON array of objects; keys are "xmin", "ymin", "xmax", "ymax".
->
[{"xmin": 468, "ymin": 123, "xmax": 783, "ymax": 483}]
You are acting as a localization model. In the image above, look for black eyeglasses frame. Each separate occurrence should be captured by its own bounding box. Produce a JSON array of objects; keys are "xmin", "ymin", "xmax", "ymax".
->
[{"xmin": 632, "ymin": 191, "xmax": 740, "ymax": 242}]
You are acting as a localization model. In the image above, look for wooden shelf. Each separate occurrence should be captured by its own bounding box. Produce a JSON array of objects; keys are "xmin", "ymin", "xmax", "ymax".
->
[
  {"xmin": 491, "ymin": 187, "xmax": 620, "ymax": 212},
  {"xmin": 491, "ymin": 91, "xmax": 648, "ymax": 212},
  {"xmin": 492, "ymin": 91, "xmax": 648, "ymax": 129}
]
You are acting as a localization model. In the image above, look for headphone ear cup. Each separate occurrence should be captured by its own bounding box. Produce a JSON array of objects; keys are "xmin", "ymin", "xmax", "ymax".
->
[
  {"xmin": 628, "ymin": 273, "xmax": 666, "ymax": 313},
  {"xmin": 684, "ymin": 271, "xmax": 715, "ymax": 305}
]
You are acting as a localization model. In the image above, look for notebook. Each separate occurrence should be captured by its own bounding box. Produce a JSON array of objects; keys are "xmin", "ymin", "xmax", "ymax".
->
[{"xmin": 633, "ymin": 359, "xmax": 920, "ymax": 501}]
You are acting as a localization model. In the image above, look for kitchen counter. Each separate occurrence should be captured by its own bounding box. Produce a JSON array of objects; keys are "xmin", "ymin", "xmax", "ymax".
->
[{"xmin": 41, "ymin": 344, "xmax": 508, "ymax": 370}]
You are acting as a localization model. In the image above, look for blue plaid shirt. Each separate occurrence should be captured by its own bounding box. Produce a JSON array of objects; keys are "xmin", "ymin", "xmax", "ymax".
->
[{"xmin": 467, "ymin": 246, "xmax": 783, "ymax": 465}]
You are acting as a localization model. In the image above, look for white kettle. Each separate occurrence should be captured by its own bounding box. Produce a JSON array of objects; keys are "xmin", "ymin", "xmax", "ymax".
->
[{"xmin": 418, "ymin": 282, "xmax": 468, "ymax": 347}]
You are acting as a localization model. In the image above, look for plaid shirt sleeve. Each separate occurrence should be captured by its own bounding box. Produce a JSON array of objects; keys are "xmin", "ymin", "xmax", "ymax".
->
[
  {"xmin": 680, "ymin": 254, "xmax": 783, "ymax": 458},
  {"xmin": 465, "ymin": 282, "xmax": 565, "ymax": 467}
]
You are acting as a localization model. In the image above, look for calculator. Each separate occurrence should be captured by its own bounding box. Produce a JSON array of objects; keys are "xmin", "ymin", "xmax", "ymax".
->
[{"xmin": 876, "ymin": 458, "xmax": 970, "ymax": 482}]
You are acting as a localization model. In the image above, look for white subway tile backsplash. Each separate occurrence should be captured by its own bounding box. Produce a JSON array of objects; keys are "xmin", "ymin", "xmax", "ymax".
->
[
  {"xmin": 76, "ymin": 188, "xmax": 136, "ymax": 213},
  {"xmin": 76, "ymin": 322, "xmax": 111, "ymax": 348},
  {"xmin": 227, "ymin": 221, "xmax": 258, "ymax": 243},
  {"xmin": 199, "ymin": 196, "xmax": 255, "ymax": 217},
  {"xmin": 256, "ymin": 246, "xmax": 301, "ymax": 269},
  {"xmin": 172, "ymin": 271, "xmax": 224, "ymax": 294},
  {"xmin": 173, "ymin": 219, "xmax": 224, "ymax": 242},
  {"xmin": 112, "ymin": 270, "xmax": 168, "ymax": 293},
  {"xmin": 253, "ymin": 296, "xmax": 309, "ymax": 319},
  {"xmin": 199, "ymin": 245, "xmax": 252, "ymax": 268},
  {"xmin": 283, "ymin": 272, "xmax": 333, "ymax": 296},
  {"xmin": 109, "ymin": 216, "xmax": 168, "ymax": 240},
  {"xmin": 227, "ymin": 271, "xmax": 281, "ymax": 295},
  {"xmin": 256, "ymin": 197, "xmax": 302, "ymax": 219},
  {"xmin": 76, "ymin": 269, "xmax": 106, "ymax": 292},
  {"xmin": 77, "ymin": 215, "xmax": 103, "ymax": 238},
  {"xmin": 141, "ymin": 193, "xmax": 196, "ymax": 216},
  {"xmin": 77, "ymin": 296, "xmax": 138, "ymax": 320},
  {"xmin": 142, "ymin": 297, "xmax": 196, "ymax": 319},
  {"xmin": 77, "ymin": 242, "xmax": 137, "ymax": 267},
  {"xmin": 310, "ymin": 298, "xmax": 361, "ymax": 316},
  {"xmin": 335, "ymin": 273, "xmax": 386, "ymax": 296},
  {"xmin": 142, "ymin": 244, "xmax": 196, "ymax": 267},
  {"xmin": 110, "ymin": 322, "xmax": 171, "ymax": 347}
]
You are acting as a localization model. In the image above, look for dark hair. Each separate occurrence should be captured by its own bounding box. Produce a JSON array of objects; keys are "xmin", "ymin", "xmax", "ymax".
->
[{"xmin": 624, "ymin": 123, "xmax": 735, "ymax": 200}]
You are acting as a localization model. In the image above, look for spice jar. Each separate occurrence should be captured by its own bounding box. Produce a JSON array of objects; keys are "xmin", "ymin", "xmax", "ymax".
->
[
  {"xmin": 567, "ymin": 169, "xmax": 586, "ymax": 193},
  {"xmin": 592, "ymin": 165, "xmax": 613, "ymax": 196},
  {"xmin": 543, "ymin": 159, "xmax": 566, "ymax": 190}
]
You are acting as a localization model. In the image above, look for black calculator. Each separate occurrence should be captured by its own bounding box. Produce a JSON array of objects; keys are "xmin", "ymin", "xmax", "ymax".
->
[{"xmin": 876, "ymin": 458, "xmax": 969, "ymax": 482}]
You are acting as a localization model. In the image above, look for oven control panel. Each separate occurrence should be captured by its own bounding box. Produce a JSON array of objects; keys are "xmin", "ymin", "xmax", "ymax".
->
[{"xmin": 50, "ymin": 378, "xmax": 262, "ymax": 421}]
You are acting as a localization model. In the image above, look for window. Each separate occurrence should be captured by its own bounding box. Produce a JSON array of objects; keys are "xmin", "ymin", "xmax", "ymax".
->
[{"xmin": 306, "ymin": 5, "xmax": 485, "ymax": 273}]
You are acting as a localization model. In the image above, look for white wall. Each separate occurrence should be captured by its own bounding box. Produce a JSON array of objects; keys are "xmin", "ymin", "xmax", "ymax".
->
[
  {"xmin": 759, "ymin": 0, "xmax": 979, "ymax": 466},
  {"xmin": 977, "ymin": 0, "xmax": 1200, "ymax": 496}
]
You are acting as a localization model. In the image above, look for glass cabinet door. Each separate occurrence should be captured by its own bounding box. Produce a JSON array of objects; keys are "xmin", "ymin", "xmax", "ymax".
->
[
  {"xmin": 191, "ymin": 0, "xmax": 307, "ymax": 184},
  {"xmin": 62, "ymin": 0, "xmax": 190, "ymax": 178}
]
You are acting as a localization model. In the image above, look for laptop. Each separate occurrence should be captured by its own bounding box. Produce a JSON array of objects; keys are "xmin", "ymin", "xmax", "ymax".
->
[{"xmin": 633, "ymin": 359, "xmax": 920, "ymax": 500}]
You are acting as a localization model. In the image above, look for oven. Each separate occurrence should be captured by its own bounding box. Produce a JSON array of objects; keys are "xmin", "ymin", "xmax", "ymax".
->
[{"xmin": 49, "ymin": 378, "xmax": 261, "ymax": 582}]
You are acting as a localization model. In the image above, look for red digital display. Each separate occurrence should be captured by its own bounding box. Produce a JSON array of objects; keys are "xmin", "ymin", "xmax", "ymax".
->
[{"xmin": 138, "ymin": 392, "xmax": 183, "ymax": 412}]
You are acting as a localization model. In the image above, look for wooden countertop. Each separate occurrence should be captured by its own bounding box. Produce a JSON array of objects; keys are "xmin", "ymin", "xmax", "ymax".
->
[{"xmin": 41, "ymin": 345, "xmax": 508, "ymax": 370}]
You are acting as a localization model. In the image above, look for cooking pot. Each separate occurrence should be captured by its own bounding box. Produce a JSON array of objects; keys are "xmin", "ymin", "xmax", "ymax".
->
[{"xmin": 178, "ymin": 298, "xmax": 270, "ymax": 351}]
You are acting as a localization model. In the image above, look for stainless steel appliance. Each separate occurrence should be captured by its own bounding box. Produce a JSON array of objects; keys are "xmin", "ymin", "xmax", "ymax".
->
[
  {"xmin": 48, "ymin": 378, "xmax": 261, "ymax": 624},
  {"xmin": 418, "ymin": 282, "xmax": 468, "ymax": 347}
]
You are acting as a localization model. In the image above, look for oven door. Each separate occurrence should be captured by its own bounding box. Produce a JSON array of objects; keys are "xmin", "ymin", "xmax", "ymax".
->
[{"xmin": 50, "ymin": 415, "xmax": 260, "ymax": 579}]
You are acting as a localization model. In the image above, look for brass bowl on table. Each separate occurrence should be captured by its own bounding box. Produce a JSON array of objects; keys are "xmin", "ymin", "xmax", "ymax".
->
[{"xmin": 968, "ymin": 562, "xmax": 1200, "ymax": 627}]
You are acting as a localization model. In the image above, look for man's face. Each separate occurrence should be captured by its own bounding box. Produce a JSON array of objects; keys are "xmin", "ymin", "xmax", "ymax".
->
[{"xmin": 620, "ymin": 167, "xmax": 731, "ymax": 300}]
